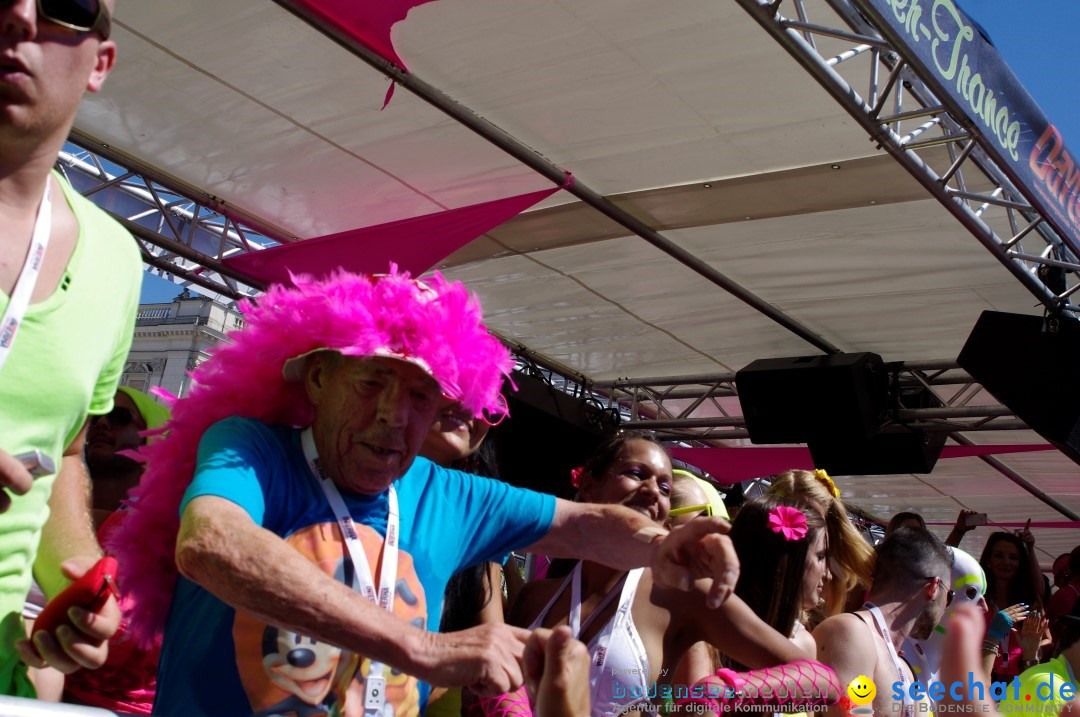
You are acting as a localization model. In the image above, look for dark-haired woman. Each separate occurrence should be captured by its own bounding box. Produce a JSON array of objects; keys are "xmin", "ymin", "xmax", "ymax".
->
[
  {"xmin": 726, "ymin": 495, "xmax": 830, "ymax": 663},
  {"xmin": 979, "ymin": 529, "xmax": 1049, "ymax": 682},
  {"xmin": 503, "ymin": 432, "xmax": 827, "ymax": 716}
]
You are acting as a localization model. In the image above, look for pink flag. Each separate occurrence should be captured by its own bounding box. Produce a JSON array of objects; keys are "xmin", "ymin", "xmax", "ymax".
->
[
  {"xmin": 290, "ymin": 0, "xmax": 437, "ymax": 70},
  {"xmin": 224, "ymin": 186, "xmax": 561, "ymax": 287},
  {"xmin": 670, "ymin": 443, "xmax": 1056, "ymax": 485}
]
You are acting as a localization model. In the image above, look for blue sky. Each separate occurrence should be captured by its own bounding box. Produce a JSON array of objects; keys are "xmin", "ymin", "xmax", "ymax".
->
[
  {"xmin": 139, "ymin": 1, "xmax": 1080, "ymax": 304},
  {"xmin": 968, "ymin": 0, "xmax": 1080, "ymax": 148}
]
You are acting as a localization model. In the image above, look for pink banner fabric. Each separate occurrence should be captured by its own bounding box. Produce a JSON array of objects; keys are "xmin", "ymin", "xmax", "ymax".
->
[
  {"xmin": 224, "ymin": 186, "xmax": 560, "ymax": 287},
  {"xmin": 290, "ymin": 0, "xmax": 437, "ymax": 70},
  {"xmin": 862, "ymin": 520, "xmax": 1080, "ymax": 530},
  {"xmin": 669, "ymin": 444, "xmax": 1056, "ymax": 485}
]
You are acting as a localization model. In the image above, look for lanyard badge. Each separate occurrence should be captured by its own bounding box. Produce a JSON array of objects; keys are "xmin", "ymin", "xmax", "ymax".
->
[{"xmin": 301, "ymin": 428, "xmax": 399, "ymax": 713}]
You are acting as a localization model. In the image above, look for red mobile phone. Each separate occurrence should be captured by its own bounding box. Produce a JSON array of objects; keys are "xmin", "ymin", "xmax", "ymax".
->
[{"xmin": 32, "ymin": 557, "xmax": 119, "ymax": 638}]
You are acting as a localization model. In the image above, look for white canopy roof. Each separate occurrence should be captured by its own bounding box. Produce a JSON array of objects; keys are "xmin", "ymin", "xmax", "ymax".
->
[{"xmin": 74, "ymin": 0, "xmax": 1080, "ymax": 562}]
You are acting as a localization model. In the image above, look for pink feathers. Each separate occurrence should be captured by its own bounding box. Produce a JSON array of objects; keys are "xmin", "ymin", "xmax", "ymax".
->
[{"xmin": 107, "ymin": 268, "xmax": 512, "ymax": 646}]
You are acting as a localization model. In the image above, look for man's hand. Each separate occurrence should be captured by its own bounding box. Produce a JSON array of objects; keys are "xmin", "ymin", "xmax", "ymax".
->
[
  {"xmin": 13, "ymin": 557, "xmax": 120, "ymax": 674},
  {"xmin": 0, "ymin": 448, "xmax": 34, "ymax": 513},
  {"xmin": 523, "ymin": 626, "xmax": 590, "ymax": 717},
  {"xmin": 651, "ymin": 515, "xmax": 738, "ymax": 608},
  {"xmin": 416, "ymin": 622, "xmax": 532, "ymax": 696},
  {"xmin": 940, "ymin": 604, "xmax": 995, "ymax": 713}
]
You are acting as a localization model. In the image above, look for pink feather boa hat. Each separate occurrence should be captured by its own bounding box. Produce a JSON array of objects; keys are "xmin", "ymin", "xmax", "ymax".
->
[{"xmin": 108, "ymin": 268, "xmax": 513, "ymax": 647}]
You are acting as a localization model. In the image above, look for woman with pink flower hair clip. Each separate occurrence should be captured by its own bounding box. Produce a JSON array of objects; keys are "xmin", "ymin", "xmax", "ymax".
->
[
  {"xmin": 724, "ymin": 495, "xmax": 831, "ymax": 666},
  {"xmin": 768, "ymin": 469, "xmax": 875, "ymax": 621},
  {"xmin": 473, "ymin": 433, "xmax": 840, "ymax": 717}
]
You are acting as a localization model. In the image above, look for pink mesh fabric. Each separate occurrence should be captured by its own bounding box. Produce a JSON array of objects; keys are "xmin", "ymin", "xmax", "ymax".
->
[
  {"xmin": 465, "ymin": 686, "xmax": 532, "ymax": 717},
  {"xmin": 675, "ymin": 659, "xmax": 840, "ymax": 713}
]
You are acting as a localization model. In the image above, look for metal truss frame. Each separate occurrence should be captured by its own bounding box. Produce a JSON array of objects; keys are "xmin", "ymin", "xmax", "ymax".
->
[
  {"xmin": 59, "ymin": 131, "xmax": 285, "ymax": 301},
  {"xmin": 731, "ymin": 0, "xmax": 1079, "ymax": 317},
  {"xmin": 591, "ymin": 360, "xmax": 1022, "ymax": 441}
]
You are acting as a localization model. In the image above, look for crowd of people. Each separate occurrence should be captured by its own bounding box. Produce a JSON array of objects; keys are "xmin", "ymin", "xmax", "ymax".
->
[{"xmin": 3, "ymin": 1, "xmax": 1080, "ymax": 716}]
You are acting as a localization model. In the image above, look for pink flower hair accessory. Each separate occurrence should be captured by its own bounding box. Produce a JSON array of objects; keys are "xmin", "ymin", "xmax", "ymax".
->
[
  {"xmin": 570, "ymin": 466, "xmax": 584, "ymax": 488},
  {"xmin": 769, "ymin": 506, "xmax": 808, "ymax": 541}
]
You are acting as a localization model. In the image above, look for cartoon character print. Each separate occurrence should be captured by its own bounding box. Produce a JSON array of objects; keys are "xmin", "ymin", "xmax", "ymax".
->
[
  {"xmin": 234, "ymin": 522, "xmax": 426, "ymax": 716},
  {"xmin": 249, "ymin": 626, "xmax": 349, "ymax": 717}
]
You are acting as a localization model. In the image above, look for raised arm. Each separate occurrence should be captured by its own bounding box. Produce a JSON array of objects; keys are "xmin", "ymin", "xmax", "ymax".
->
[
  {"xmin": 661, "ymin": 585, "xmax": 809, "ymax": 668},
  {"xmin": 177, "ymin": 494, "xmax": 529, "ymax": 694}
]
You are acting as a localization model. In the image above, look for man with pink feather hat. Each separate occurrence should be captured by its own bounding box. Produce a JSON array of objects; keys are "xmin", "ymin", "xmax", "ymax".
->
[{"xmin": 109, "ymin": 268, "xmax": 740, "ymax": 717}]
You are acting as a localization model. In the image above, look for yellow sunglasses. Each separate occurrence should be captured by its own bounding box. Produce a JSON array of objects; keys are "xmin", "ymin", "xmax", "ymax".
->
[{"xmin": 668, "ymin": 503, "xmax": 714, "ymax": 517}]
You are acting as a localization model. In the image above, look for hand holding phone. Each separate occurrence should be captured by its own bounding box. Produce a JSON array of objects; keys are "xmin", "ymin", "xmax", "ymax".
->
[
  {"xmin": 0, "ymin": 449, "xmax": 49, "ymax": 513},
  {"xmin": 963, "ymin": 512, "xmax": 988, "ymax": 528},
  {"xmin": 32, "ymin": 557, "xmax": 119, "ymax": 638}
]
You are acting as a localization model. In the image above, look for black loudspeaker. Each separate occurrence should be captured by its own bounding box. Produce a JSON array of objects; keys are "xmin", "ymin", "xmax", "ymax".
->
[
  {"xmin": 491, "ymin": 372, "xmax": 618, "ymax": 496},
  {"xmin": 809, "ymin": 384, "xmax": 947, "ymax": 475},
  {"xmin": 736, "ymin": 353, "xmax": 887, "ymax": 444},
  {"xmin": 958, "ymin": 311, "xmax": 1080, "ymax": 465}
]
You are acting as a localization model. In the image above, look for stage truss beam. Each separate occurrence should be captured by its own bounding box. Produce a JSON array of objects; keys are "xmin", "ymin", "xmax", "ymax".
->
[
  {"xmin": 731, "ymin": 0, "xmax": 1079, "ymax": 316},
  {"xmin": 58, "ymin": 134, "xmax": 282, "ymax": 301}
]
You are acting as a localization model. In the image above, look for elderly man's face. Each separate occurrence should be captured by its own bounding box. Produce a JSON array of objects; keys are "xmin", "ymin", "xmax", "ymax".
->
[
  {"xmin": 0, "ymin": 0, "xmax": 116, "ymax": 143},
  {"xmin": 306, "ymin": 354, "xmax": 442, "ymax": 494}
]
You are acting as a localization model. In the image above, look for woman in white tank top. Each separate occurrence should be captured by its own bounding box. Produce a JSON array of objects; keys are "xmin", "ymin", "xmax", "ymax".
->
[{"xmin": 505, "ymin": 433, "xmax": 816, "ymax": 716}]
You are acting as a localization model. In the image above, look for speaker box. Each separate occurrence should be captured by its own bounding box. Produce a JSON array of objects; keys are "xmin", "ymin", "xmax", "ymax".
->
[
  {"xmin": 809, "ymin": 430, "xmax": 947, "ymax": 475},
  {"xmin": 736, "ymin": 352, "xmax": 887, "ymax": 444},
  {"xmin": 957, "ymin": 311, "xmax": 1080, "ymax": 465},
  {"xmin": 808, "ymin": 381, "xmax": 947, "ymax": 475},
  {"xmin": 491, "ymin": 371, "xmax": 616, "ymax": 496}
]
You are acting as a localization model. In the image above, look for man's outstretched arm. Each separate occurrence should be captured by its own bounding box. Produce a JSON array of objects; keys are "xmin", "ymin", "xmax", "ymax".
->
[
  {"xmin": 526, "ymin": 498, "xmax": 739, "ymax": 608},
  {"xmin": 177, "ymin": 495, "xmax": 530, "ymax": 695}
]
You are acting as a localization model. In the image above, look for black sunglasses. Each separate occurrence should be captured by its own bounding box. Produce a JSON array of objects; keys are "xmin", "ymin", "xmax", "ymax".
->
[
  {"xmin": 924, "ymin": 576, "xmax": 955, "ymax": 606},
  {"xmin": 96, "ymin": 406, "xmax": 144, "ymax": 428},
  {"xmin": 2, "ymin": 0, "xmax": 112, "ymax": 38}
]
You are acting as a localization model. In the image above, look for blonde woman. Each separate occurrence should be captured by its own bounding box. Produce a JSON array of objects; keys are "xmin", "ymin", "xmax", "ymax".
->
[{"xmin": 768, "ymin": 469, "xmax": 875, "ymax": 620}]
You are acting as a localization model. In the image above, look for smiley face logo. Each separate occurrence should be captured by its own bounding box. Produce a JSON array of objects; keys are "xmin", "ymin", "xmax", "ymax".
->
[{"xmin": 847, "ymin": 675, "xmax": 877, "ymax": 706}]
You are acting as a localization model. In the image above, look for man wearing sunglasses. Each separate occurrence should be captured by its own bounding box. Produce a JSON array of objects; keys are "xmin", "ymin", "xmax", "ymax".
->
[
  {"xmin": 814, "ymin": 526, "xmax": 953, "ymax": 717},
  {"xmin": 0, "ymin": 0, "xmax": 142, "ymax": 697}
]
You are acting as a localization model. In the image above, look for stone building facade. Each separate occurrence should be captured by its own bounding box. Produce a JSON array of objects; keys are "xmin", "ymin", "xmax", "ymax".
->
[{"xmin": 122, "ymin": 290, "xmax": 243, "ymax": 398}]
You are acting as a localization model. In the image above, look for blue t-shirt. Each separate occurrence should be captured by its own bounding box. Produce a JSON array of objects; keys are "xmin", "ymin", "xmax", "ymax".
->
[{"xmin": 154, "ymin": 417, "xmax": 556, "ymax": 717}]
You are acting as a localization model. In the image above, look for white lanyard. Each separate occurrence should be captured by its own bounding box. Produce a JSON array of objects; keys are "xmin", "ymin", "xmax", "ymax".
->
[
  {"xmin": 301, "ymin": 428, "xmax": 398, "ymax": 713},
  {"xmin": 0, "ymin": 180, "xmax": 52, "ymax": 375},
  {"xmin": 568, "ymin": 563, "xmax": 644, "ymax": 708},
  {"xmin": 864, "ymin": 602, "xmax": 913, "ymax": 717}
]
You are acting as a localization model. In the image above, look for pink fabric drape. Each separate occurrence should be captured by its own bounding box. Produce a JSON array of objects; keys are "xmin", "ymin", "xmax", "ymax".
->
[
  {"xmin": 224, "ymin": 186, "xmax": 560, "ymax": 287},
  {"xmin": 290, "ymin": 0, "xmax": 437, "ymax": 70},
  {"xmin": 669, "ymin": 444, "xmax": 1056, "ymax": 485}
]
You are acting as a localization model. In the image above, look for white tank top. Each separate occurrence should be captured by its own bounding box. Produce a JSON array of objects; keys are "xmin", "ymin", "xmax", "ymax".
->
[{"xmin": 530, "ymin": 563, "xmax": 651, "ymax": 716}]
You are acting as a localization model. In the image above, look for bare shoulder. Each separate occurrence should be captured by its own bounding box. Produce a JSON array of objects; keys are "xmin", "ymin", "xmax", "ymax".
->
[
  {"xmin": 813, "ymin": 613, "xmax": 873, "ymax": 659},
  {"xmin": 813, "ymin": 612, "xmax": 866, "ymax": 639}
]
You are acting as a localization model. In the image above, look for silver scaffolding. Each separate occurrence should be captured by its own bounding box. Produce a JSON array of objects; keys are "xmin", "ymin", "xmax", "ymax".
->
[{"xmin": 732, "ymin": 0, "xmax": 1079, "ymax": 316}]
